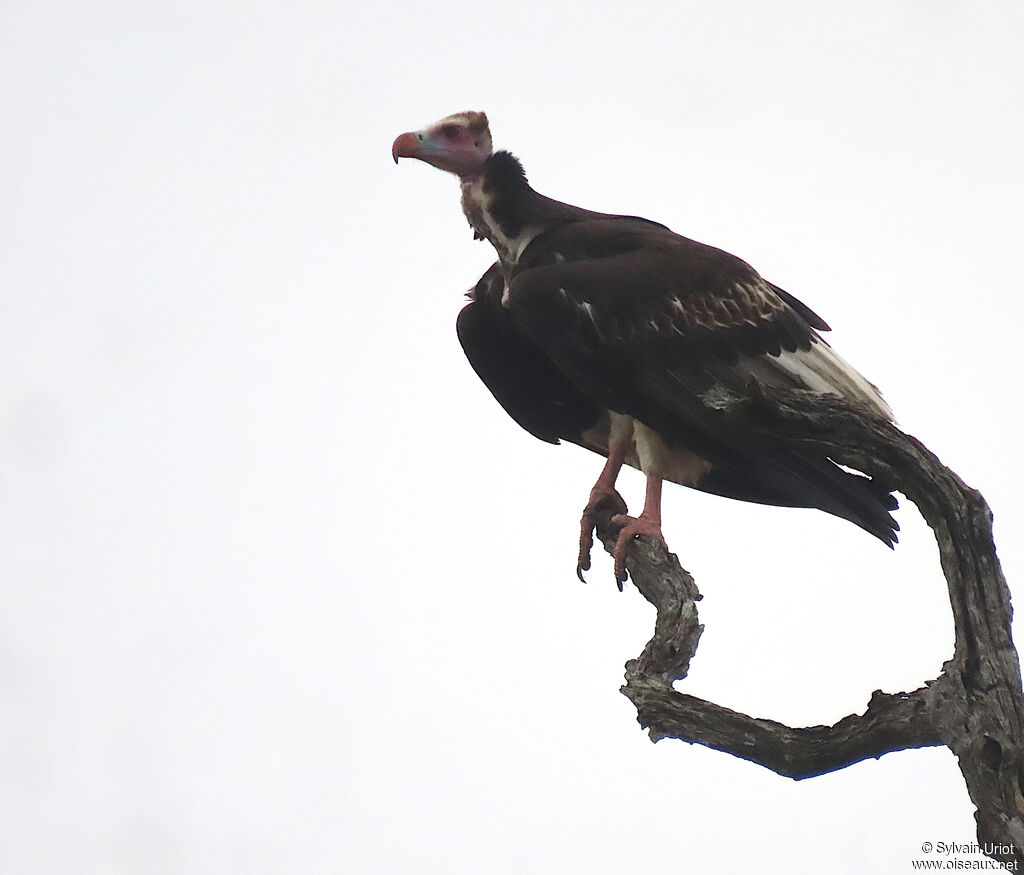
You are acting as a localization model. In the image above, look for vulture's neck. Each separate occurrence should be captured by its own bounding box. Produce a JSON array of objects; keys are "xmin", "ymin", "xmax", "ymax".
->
[{"xmin": 460, "ymin": 151, "xmax": 589, "ymax": 270}]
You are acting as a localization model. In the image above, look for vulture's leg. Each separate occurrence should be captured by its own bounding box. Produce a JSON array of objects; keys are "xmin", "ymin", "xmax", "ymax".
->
[
  {"xmin": 576, "ymin": 435, "xmax": 631, "ymax": 583},
  {"xmin": 610, "ymin": 474, "xmax": 666, "ymax": 587}
]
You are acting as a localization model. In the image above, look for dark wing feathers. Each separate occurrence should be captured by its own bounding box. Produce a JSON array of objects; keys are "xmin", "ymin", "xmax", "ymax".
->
[
  {"xmin": 457, "ymin": 264, "xmax": 603, "ymax": 444},
  {"xmin": 769, "ymin": 281, "xmax": 831, "ymax": 332},
  {"xmin": 511, "ymin": 220, "xmax": 820, "ymax": 375},
  {"xmin": 501, "ymin": 217, "xmax": 898, "ymax": 545}
]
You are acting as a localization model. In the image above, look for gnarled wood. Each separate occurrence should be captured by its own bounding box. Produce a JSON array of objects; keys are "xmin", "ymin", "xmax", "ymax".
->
[{"xmin": 596, "ymin": 384, "xmax": 1024, "ymax": 869}]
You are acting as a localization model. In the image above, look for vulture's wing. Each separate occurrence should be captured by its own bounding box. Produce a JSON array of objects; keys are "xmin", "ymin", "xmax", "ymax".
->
[
  {"xmin": 456, "ymin": 263, "xmax": 603, "ymax": 445},
  {"xmin": 505, "ymin": 217, "xmax": 898, "ymax": 543}
]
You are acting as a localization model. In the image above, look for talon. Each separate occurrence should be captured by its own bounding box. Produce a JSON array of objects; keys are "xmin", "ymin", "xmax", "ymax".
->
[
  {"xmin": 576, "ymin": 559, "xmax": 589, "ymax": 583},
  {"xmin": 610, "ymin": 512, "xmax": 667, "ymax": 589},
  {"xmin": 577, "ymin": 521, "xmax": 594, "ymax": 583},
  {"xmin": 577, "ymin": 486, "xmax": 628, "ymax": 585}
]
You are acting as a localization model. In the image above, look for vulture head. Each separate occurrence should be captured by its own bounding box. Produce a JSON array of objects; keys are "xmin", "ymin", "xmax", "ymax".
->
[{"xmin": 392, "ymin": 111, "xmax": 493, "ymax": 180}]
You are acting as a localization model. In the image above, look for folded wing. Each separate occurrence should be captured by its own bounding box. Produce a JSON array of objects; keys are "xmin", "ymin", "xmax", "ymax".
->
[{"xmin": 497, "ymin": 217, "xmax": 898, "ymax": 544}]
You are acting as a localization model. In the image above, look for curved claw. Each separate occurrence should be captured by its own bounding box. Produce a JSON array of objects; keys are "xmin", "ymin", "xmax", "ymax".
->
[
  {"xmin": 577, "ymin": 488, "xmax": 628, "ymax": 585},
  {"xmin": 610, "ymin": 512, "xmax": 667, "ymax": 588}
]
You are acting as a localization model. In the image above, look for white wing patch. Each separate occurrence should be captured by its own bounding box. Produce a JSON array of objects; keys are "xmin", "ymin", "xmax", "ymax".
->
[{"xmin": 736, "ymin": 339, "xmax": 892, "ymax": 419}]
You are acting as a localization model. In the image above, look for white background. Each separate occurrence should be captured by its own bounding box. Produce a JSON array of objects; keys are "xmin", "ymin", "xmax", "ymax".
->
[{"xmin": 2, "ymin": 2, "xmax": 1022, "ymax": 872}]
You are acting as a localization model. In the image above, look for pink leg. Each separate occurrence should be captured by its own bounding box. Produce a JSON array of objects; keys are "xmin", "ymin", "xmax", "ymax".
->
[
  {"xmin": 610, "ymin": 473, "xmax": 666, "ymax": 588},
  {"xmin": 577, "ymin": 438, "xmax": 630, "ymax": 583}
]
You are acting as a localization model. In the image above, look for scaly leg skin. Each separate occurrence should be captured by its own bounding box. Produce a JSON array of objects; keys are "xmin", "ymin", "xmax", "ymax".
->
[
  {"xmin": 576, "ymin": 435, "xmax": 632, "ymax": 583},
  {"xmin": 610, "ymin": 475, "xmax": 667, "ymax": 589}
]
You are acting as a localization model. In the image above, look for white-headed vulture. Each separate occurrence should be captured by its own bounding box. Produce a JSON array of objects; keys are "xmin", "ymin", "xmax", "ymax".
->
[{"xmin": 393, "ymin": 111, "xmax": 897, "ymax": 586}]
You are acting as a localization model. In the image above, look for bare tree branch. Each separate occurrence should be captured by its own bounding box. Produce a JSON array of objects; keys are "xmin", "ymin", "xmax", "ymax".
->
[{"xmin": 595, "ymin": 384, "xmax": 1024, "ymax": 869}]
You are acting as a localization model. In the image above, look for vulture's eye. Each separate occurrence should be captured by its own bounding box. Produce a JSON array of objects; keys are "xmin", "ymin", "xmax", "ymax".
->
[{"xmin": 441, "ymin": 125, "xmax": 460, "ymax": 140}]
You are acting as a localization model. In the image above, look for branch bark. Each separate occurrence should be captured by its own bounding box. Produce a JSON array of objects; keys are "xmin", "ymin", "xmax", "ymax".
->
[{"xmin": 596, "ymin": 384, "xmax": 1024, "ymax": 869}]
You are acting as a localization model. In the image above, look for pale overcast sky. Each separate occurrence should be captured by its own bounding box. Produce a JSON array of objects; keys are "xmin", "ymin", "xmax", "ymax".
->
[{"xmin": 1, "ymin": 2, "xmax": 1022, "ymax": 872}]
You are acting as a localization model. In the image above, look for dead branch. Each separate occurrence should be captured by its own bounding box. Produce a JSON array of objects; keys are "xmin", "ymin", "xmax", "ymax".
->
[{"xmin": 595, "ymin": 384, "xmax": 1024, "ymax": 869}]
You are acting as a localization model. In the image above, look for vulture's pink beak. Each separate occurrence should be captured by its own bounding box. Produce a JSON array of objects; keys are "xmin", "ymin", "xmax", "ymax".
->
[
  {"xmin": 392, "ymin": 123, "xmax": 488, "ymax": 179},
  {"xmin": 392, "ymin": 131, "xmax": 421, "ymax": 164}
]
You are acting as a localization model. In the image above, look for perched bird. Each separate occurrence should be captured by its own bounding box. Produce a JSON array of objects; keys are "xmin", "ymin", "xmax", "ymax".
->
[{"xmin": 393, "ymin": 111, "xmax": 897, "ymax": 586}]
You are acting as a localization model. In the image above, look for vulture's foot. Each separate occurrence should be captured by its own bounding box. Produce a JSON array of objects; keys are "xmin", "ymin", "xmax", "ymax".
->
[
  {"xmin": 609, "ymin": 513, "xmax": 667, "ymax": 589},
  {"xmin": 576, "ymin": 487, "xmax": 628, "ymax": 583}
]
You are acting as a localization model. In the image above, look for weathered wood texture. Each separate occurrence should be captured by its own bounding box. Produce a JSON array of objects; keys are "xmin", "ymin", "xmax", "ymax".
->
[{"xmin": 596, "ymin": 384, "xmax": 1024, "ymax": 869}]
